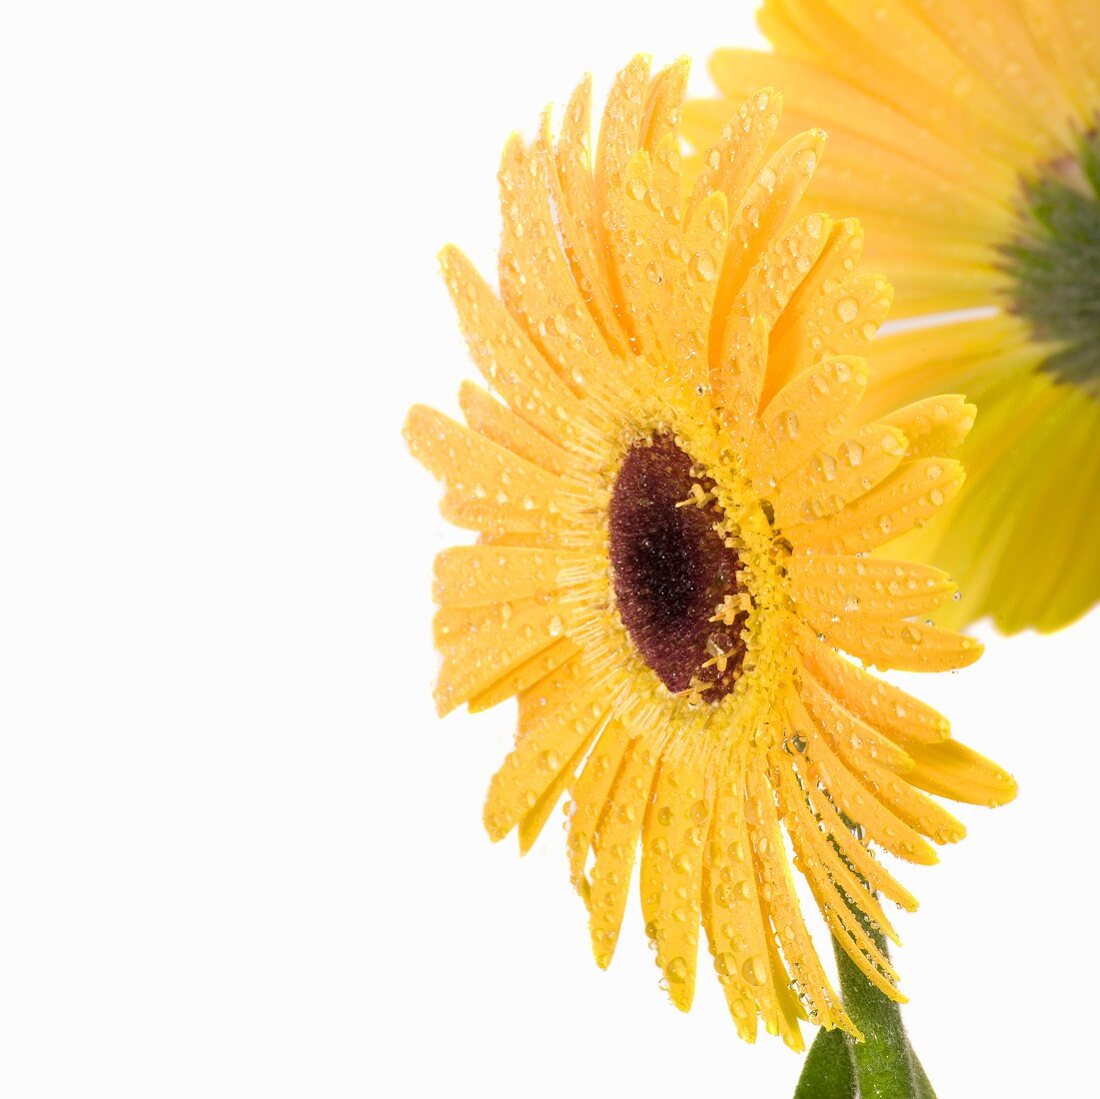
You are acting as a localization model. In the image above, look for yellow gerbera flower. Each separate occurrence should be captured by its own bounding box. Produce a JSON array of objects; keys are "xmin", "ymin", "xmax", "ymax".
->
[
  {"xmin": 405, "ymin": 56, "xmax": 1015, "ymax": 1050},
  {"xmin": 684, "ymin": 0, "xmax": 1100, "ymax": 634}
]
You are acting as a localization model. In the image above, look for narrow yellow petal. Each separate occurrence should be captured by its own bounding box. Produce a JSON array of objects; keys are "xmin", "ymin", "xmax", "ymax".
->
[
  {"xmin": 567, "ymin": 720, "xmax": 632, "ymax": 894},
  {"xmin": 432, "ymin": 545, "xmax": 583, "ymax": 608},
  {"xmin": 792, "ymin": 457, "xmax": 966, "ymax": 555},
  {"xmin": 712, "ymin": 128, "xmax": 827, "ymax": 349},
  {"xmin": 905, "ymin": 740, "xmax": 1018, "ymax": 808},
  {"xmin": 775, "ymin": 760, "xmax": 902, "ymax": 946},
  {"xmin": 751, "ymin": 356, "xmax": 869, "ymax": 484},
  {"xmin": 790, "ymin": 555, "xmax": 956, "ymax": 622},
  {"xmin": 881, "ymin": 395, "xmax": 976, "ymax": 461},
  {"xmin": 772, "ymin": 423, "xmax": 907, "ymax": 529},
  {"xmin": 498, "ymin": 130, "xmax": 619, "ymax": 393},
  {"xmin": 404, "ymin": 405, "xmax": 575, "ymax": 536},
  {"xmin": 815, "ymin": 615, "xmax": 981, "ymax": 675},
  {"xmin": 789, "ymin": 692, "xmax": 938, "ymax": 865},
  {"xmin": 587, "ymin": 737, "xmax": 658, "ymax": 968},
  {"xmin": 434, "ymin": 598, "xmax": 576, "ymax": 716},
  {"xmin": 467, "ymin": 638, "xmax": 579, "ymax": 713},
  {"xmin": 768, "ymin": 272, "xmax": 894, "ymax": 397},
  {"xmin": 798, "ymin": 630, "xmax": 951, "ymax": 746},
  {"xmin": 797, "ymin": 666, "xmax": 914, "ymax": 774},
  {"xmin": 640, "ymin": 760, "xmax": 711, "ymax": 1011},
  {"xmin": 483, "ymin": 660, "xmax": 608, "ymax": 840},
  {"xmin": 437, "ymin": 247, "xmax": 596, "ymax": 452},
  {"xmin": 550, "ymin": 74, "xmax": 630, "ymax": 357},
  {"xmin": 702, "ymin": 745, "xmax": 782, "ymax": 1039},
  {"xmin": 458, "ymin": 382, "xmax": 573, "ymax": 477},
  {"xmin": 745, "ymin": 761, "xmax": 854, "ymax": 1036}
]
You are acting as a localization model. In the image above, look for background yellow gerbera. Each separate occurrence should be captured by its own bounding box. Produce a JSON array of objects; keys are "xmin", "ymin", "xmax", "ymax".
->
[
  {"xmin": 684, "ymin": 0, "xmax": 1100, "ymax": 634},
  {"xmin": 406, "ymin": 52, "xmax": 1014, "ymax": 1057}
]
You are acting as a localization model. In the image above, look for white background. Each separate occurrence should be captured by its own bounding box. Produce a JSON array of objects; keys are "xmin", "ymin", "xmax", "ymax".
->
[{"xmin": 0, "ymin": 2, "xmax": 1094, "ymax": 1096}]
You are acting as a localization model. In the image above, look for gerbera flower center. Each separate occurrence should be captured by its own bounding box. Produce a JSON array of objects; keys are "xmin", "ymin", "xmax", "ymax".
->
[
  {"xmin": 1002, "ymin": 130, "xmax": 1100, "ymax": 396},
  {"xmin": 608, "ymin": 432, "xmax": 747, "ymax": 702}
]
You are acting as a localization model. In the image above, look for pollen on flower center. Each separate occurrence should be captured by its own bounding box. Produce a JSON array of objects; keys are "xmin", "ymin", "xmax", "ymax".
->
[
  {"xmin": 1001, "ymin": 129, "xmax": 1100, "ymax": 397},
  {"xmin": 608, "ymin": 432, "xmax": 748, "ymax": 702}
]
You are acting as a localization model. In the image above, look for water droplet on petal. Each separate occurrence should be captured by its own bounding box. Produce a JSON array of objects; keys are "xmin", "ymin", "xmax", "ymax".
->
[
  {"xmin": 742, "ymin": 955, "xmax": 768, "ymax": 986},
  {"xmin": 835, "ymin": 296, "xmax": 859, "ymax": 323}
]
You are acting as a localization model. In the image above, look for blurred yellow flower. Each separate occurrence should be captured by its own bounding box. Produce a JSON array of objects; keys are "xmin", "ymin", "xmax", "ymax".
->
[
  {"xmin": 405, "ymin": 56, "xmax": 1015, "ymax": 1049},
  {"xmin": 685, "ymin": 0, "xmax": 1100, "ymax": 634}
]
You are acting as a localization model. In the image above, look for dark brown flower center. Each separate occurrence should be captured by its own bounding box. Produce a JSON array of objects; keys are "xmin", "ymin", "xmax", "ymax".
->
[{"xmin": 608, "ymin": 433, "xmax": 747, "ymax": 702}]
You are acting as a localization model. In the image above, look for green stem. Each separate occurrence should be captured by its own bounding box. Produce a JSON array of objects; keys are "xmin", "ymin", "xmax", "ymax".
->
[
  {"xmin": 830, "ymin": 926, "xmax": 932, "ymax": 1099},
  {"xmin": 793, "ymin": 1025, "xmax": 855, "ymax": 1098},
  {"xmin": 794, "ymin": 926, "xmax": 937, "ymax": 1099}
]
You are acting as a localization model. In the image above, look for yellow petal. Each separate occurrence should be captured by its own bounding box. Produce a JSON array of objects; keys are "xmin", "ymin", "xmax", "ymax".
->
[
  {"xmin": 751, "ymin": 356, "xmax": 869, "ymax": 484},
  {"xmin": 437, "ymin": 247, "xmax": 597, "ymax": 452},
  {"xmin": 434, "ymin": 598, "xmax": 576, "ymax": 716},
  {"xmin": 483, "ymin": 660, "xmax": 608, "ymax": 839},
  {"xmin": 733, "ymin": 211, "xmax": 833, "ymax": 333},
  {"xmin": 467, "ymin": 638, "xmax": 579, "ymax": 713},
  {"xmin": 586, "ymin": 736, "xmax": 658, "ymax": 968},
  {"xmin": 768, "ymin": 272, "xmax": 894, "ymax": 396},
  {"xmin": 549, "ymin": 74, "xmax": 629, "ymax": 357},
  {"xmin": 712, "ymin": 128, "xmax": 827, "ymax": 346},
  {"xmin": 404, "ymin": 405, "xmax": 576, "ymax": 536},
  {"xmin": 458, "ymin": 382, "xmax": 574, "ymax": 476},
  {"xmin": 815, "ymin": 615, "xmax": 982, "ymax": 675},
  {"xmin": 882, "ymin": 395, "xmax": 976, "ymax": 460},
  {"xmin": 790, "ymin": 555, "xmax": 956, "ymax": 622},
  {"xmin": 774, "ymin": 759, "xmax": 901, "ymax": 945},
  {"xmin": 640, "ymin": 759, "xmax": 711, "ymax": 1011},
  {"xmin": 792, "ymin": 457, "xmax": 966, "ymax": 554},
  {"xmin": 745, "ymin": 760, "xmax": 853, "ymax": 1036},
  {"xmin": 432, "ymin": 545, "xmax": 583, "ymax": 608},
  {"xmin": 498, "ymin": 130, "xmax": 619, "ymax": 393},
  {"xmin": 789, "ymin": 692, "xmax": 937, "ymax": 866},
  {"xmin": 798, "ymin": 630, "xmax": 951, "ymax": 746},
  {"xmin": 905, "ymin": 740, "xmax": 1018, "ymax": 808},
  {"xmin": 568, "ymin": 720, "xmax": 632, "ymax": 894},
  {"xmin": 702, "ymin": 745, "xmax": 783, "ymax": 1039},
  {"xmin": 690, "ymin": 87, "xmax": 783, "ymax": 244},
  {"xmin": 772, "ymin": 422, "xmax": 907, "ymax": 528},
  {"xmin": 797, "ymin": 665, "xmax": 914, "ymax": 774}
]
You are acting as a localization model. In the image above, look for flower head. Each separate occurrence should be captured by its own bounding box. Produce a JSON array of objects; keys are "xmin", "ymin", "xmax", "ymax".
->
[
  {"xmin": 685, "ymin": 0, "xmax": 1100, "ymax": 634},
  {"xmin": 405, "ymin": 56, "xmax": 1015, "ymax": 1049}
]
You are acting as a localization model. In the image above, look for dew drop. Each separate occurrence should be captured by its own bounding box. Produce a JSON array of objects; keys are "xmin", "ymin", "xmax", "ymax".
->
[
  {"xmin": 794, "ymin": 148, "xmax": 817, "ymax": 175},
  {"xmin": 835, "ymin": 296, "xmax": 859, "ymax": 323},
  {"xmin": 667, "ymin": 956, "xmax": 689, "ymax": 983},
  {"xmin": 715, "ymin": 952, "xmax": 736, "ymax": 977},
  {"xmin": 742, "ymin": 955, "xmax": 768, "ymax": 986},
  {"xmin": 691, "ymin": 251, "xmax": 718, "ymax": 282}
]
